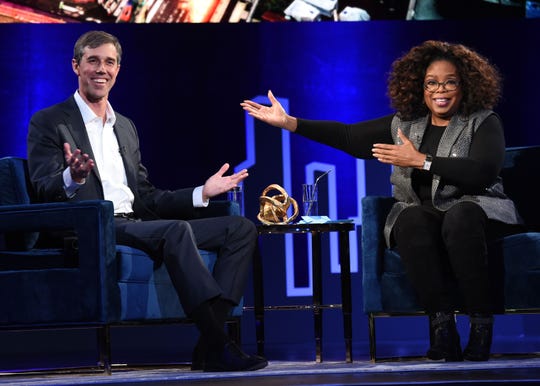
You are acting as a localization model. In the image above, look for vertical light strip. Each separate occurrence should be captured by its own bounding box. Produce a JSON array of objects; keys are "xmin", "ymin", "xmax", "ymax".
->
[
  {"xmin": 305, "ymin": 162, "xmax": 359, "ymax": 275},
  {"xmin": 239, "ymin": 95, "xmax": 362, "ymax": 297},
  {"xmin": 275, "ymin": 99, "xmax": 310, "ymax": 297},
  {"xmin": 238, "ymin": 95, "xmax": 307, "ymax": 296}
]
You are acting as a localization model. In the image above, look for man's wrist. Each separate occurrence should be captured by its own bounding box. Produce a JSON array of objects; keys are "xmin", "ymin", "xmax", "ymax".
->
[
  {"xmin": 63, "ymin": 167, "xmax": 84, "ymax": 198},
  {"xmin": 193, "ymin": 185, "xmax": 209, "ymax": 207}
]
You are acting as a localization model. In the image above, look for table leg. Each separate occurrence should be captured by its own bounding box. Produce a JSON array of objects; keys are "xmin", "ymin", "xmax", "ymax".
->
[
  {"xmin": 253, "ymin": 242, "xmax": 265, "ymax": 356},
  {"xmin": 312, "ymin": 231, "xmax": 323, "ymax": 363},
  {"xmin": 339, "ymin": 230, "xmax": 353, "ymax": 363}
]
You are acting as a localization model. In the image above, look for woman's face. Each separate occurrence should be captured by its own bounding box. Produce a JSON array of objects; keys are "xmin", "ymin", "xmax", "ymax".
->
[{"xmin": 423, "ymin": 59, "xmax": 463, "ymax": 126}]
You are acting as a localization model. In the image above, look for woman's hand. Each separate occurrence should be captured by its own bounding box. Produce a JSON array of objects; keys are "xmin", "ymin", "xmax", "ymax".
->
[
  {"xmin": 241, "ymin": 90, "xmax": 298, "ymax": 132},
  {"xmin": 372, "ymin": 129, "xmax": 425, "ymax": 168}
]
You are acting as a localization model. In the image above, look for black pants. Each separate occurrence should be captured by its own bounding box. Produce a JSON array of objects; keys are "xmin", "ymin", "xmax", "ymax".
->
[
  {"xmin": 392, "ymin": 201, "xmax": 523, "ymax": 314},
  {"xmin": 114, "ymin": 215, "xmax": 257, "ymax": 315}
]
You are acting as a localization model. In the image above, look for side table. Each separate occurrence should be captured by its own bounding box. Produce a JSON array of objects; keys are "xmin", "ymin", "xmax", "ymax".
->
[{"xmin": 252, "ymin": 221, "xmax": 355, "ymax": 363}]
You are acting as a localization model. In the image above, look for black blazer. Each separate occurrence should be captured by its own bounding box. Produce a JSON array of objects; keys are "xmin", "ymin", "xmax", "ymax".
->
[{"xmin": 27, "ymin": 96, "xmax": 197, "ymax": 220}]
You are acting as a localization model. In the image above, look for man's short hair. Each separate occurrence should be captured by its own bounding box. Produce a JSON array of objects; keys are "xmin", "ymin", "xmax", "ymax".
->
[{"xmin": 73, "ymin": 30, "xmax": 122, "ymax": 65}]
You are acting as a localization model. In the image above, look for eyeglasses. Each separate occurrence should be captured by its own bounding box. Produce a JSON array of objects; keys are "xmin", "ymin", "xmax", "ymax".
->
[{"xmin": 424, "ymin": 79, "xmax": 460, "ymax": 93}]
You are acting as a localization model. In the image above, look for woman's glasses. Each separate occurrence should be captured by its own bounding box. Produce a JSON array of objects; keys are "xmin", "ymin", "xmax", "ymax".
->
[{"xmin": 424, "ymin": 79, "xmax": 460, "ymax": 93}]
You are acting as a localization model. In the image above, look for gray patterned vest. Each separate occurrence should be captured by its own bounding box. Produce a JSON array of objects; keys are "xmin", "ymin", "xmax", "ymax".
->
[{"xmin": 383, "ymin": 110, "xmax": 522, "ymax": 247}]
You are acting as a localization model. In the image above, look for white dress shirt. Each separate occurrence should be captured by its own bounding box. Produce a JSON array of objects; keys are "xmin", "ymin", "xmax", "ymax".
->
[{"xmin": 63, "ymin": 91, "xmax": 208, "ymax": 212}]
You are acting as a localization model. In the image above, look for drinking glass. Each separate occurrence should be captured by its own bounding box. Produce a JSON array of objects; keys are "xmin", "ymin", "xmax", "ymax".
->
[
  {"xmin": 302, "ymin": 183, "xmax": 318, "ymax": 217},
  {"xmin": 227, "ymin": 185, "xmax": 244, "ymax": 216}
]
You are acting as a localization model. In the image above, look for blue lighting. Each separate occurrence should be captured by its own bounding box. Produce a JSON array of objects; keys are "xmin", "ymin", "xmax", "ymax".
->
[{"xmin": 1, "ymin": 25, "xmax": 85, "ymax": 158}]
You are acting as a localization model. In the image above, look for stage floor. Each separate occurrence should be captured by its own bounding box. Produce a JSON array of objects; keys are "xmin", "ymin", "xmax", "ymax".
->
[{"xmin": 2, "ymin": 356, "xmax": 540, "ymax": 386}]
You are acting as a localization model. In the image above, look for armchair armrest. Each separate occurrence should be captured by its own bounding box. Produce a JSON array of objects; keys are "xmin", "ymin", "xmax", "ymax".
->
[
  {"xmin": 0, "ymin": 200, "xmax": 120, "ymax": 324},
  {"xmin": 361, "ymin": 196, "xmax": 395, "ymax": 313}
]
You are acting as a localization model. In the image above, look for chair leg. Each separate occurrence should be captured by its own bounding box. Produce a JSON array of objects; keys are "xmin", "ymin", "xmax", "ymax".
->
[
  {"xmin": 97, "ymin": 325, "xmax": 112, "ymax": 375},
  {"xmin": 368, "ymin": 313, "xmax": 377, "ymax": 362}
]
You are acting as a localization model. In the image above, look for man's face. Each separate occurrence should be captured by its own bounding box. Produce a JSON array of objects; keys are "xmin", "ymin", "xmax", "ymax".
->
[{"xmin": 72, "ymin": 43, "xmax": 120, "ymax": 104}]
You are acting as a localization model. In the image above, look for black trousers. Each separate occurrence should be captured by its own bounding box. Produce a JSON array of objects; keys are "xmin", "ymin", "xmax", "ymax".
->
[
  {"xmin": 114, "ymin": 215, "xmax": 257, "ymax": 315},
  {"xmin": 392, "ymin": 201, "xmax": 523, "ymax": 314}
]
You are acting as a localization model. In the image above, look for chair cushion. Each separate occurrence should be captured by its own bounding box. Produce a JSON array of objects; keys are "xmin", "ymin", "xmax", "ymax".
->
[
  {"xmin": 116, "ymin": 245, "xmax": 216, "ymax": 320},
  {"xmin": 116, "ymin": 245, "xmax": 217, "ymax": 283},
  {"xmin": 491, "ymin": 232, "xmax": 540, "ymax": 310},
  {"xmin": 115, "ymin": 245, "xmax": 243, "ymax": 320},
  {"xmin": 380, "ymin": 249, "xmax": 422, "ymax": 312}
]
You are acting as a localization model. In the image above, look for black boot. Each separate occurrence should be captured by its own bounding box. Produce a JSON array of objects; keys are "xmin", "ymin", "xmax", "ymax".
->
[
  {"xmin": 427, "ymin": 312, "xmax": 463, "ymax": 362},
  {"xmin": 463, "ymin": 313, "xmax": 493, "ymax": 361}
]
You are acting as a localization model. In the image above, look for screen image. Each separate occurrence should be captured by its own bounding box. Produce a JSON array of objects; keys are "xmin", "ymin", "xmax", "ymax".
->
[{"xmin": 0, "ymin": 0, "xmax": 534, "ymax": 23}]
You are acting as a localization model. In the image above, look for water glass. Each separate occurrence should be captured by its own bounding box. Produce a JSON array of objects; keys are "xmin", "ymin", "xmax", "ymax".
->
[
  {"xmin": 302, "ymin": 183, "xmax": 318, "ymax": 217},
  {"xmin": 227, "ymin": 185, "xmax": 244, "ymax": 215}
]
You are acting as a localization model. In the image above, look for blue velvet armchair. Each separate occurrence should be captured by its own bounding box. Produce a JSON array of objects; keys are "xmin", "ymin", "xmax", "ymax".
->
[
  {"xmin": 361, "ymin": 146, "xmax": 540, "ymax": 361},
  {"xmin": 0, "ymin": 156, "xmax": 242, "ymax": 373}
]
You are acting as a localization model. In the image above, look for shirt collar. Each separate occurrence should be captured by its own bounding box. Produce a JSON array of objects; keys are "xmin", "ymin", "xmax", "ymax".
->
[{"xmin": 73, "ymin": 90, "xmax": 116, "ymax": 126}]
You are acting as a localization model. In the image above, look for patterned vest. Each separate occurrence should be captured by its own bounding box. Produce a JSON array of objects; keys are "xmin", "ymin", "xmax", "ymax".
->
[{"xmin": 383, "ymin": 110, "xmax": 522, "ymax": 247}]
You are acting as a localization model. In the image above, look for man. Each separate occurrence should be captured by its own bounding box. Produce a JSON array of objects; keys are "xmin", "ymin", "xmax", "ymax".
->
[{"xmin": 27, "ymin": 30, "xmax": 267, "ymax": 372}]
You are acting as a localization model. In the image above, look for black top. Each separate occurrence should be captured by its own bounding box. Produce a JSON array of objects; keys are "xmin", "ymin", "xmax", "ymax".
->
[{"xmin": 296, "ymin": 113, "xmax": 506, "ymax": 200}]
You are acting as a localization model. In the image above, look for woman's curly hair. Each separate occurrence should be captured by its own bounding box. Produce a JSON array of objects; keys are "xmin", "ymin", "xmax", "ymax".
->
[{"xmin": 387, "ymin": 40, "xmax": 502, "ymax": 121}]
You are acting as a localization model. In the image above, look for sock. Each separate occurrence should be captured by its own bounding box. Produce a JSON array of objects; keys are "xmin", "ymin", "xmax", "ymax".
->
[
  {"xmin": 212, "ymin": 298, "xmax": 234, "ymax": 327},
  {"xmin": 190, "ymin": 300, "xmax": 230, "ymax": 350}
]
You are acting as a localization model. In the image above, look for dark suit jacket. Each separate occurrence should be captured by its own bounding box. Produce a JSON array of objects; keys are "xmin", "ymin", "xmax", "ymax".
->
[{"xmin": 27, "ymin": 95, "xmax": 198, "ymax": 220}]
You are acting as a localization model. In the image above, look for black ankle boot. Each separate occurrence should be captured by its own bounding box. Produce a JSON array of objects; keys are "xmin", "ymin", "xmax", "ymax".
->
[
  {"xmin": 427, "ymin": 312, "xmax": 463, "ymax": 362},
  {"xmin": 463, "ymin": 313, "xmax": 493, "ymax": 361}
]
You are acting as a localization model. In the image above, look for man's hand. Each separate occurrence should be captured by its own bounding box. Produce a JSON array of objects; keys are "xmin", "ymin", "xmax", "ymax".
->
[
  {"xmin": 64, "ymin": 142, "xmax": 95, "ymax": 183},
  {"xmin": 372, "ymin": 129, "xmax": 425, "ymax": 168},
  {"xmin": 202, "ymin": 163, "xmax": 248, "ymax": 201}
]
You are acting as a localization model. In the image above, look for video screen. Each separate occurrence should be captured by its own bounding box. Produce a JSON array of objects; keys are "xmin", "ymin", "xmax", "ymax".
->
[{"xmin": 0, "ymin": 0, "xmax": 535, "ymax": 23}]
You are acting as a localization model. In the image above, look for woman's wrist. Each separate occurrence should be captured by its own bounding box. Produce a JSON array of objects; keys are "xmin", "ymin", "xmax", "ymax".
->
[{"xmin": 284, "ymin": 115, "xmax": 297, "ymax": 132}]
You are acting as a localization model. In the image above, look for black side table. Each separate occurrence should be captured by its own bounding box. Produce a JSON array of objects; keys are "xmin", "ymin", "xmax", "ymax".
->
[{"xmin": 252, "ymin": 221, "xmax": 355, "ymax": 363}]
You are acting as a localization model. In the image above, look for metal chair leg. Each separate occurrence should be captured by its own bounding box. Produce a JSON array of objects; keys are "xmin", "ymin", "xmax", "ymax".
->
[
  {"xmin": 97, "ymin": 325, "xmax": 112, "ymax": 375},
  {"xmin": 368, "ymin": 313, "xmax": 377, "ymax": 362}
]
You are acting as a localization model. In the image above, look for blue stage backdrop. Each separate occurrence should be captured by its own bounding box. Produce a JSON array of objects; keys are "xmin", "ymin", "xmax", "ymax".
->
[{"xmin": 1, "ymin": 19, "xmax": 539, "ymax": 366}]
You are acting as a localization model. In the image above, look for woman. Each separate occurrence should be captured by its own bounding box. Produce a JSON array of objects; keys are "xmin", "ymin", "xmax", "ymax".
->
[{"xmin": 241, "ymin": 40, "xmax": 525, "ymax": 362}]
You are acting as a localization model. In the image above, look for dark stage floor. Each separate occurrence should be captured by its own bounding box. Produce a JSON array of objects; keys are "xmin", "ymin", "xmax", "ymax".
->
[
  {"xmin": 2, "ymin": 352, "xmax": 540, "ymax": 385},
  {"xmin": 2, "ymin": 324, "xmax": 540, "ymax": 385}
]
